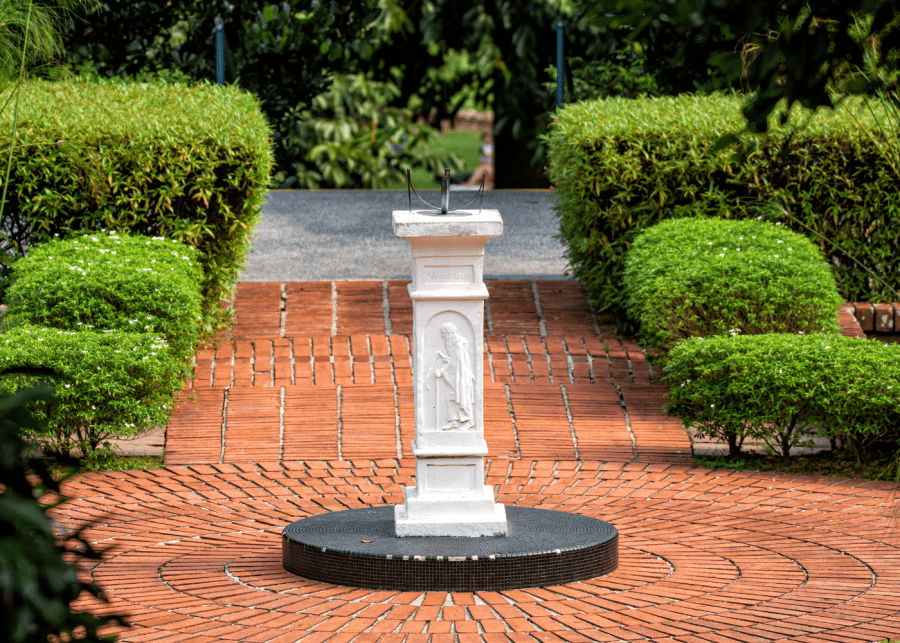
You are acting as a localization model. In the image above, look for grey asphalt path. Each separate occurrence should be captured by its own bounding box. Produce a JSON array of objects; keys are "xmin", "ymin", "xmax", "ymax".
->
[{"xmin": 239, "ymin": 190, "xmax": 571, "ymax": 281}]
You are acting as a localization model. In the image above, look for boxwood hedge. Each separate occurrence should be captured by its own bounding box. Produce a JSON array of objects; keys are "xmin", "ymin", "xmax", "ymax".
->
[
  {"xmin": 0, "ymin": 327, "xmax": 182, "ymax": 461},
  {"xmin": 545, "ymin": 94, "xmax": 900, "ymax": 324},
  {"xmin": 665, "ymin": 333, "xmax": 900, "ymax": 461},
  {"xmin": 4, "ymin": 232, "xmax": 203, "ymax": 365},
  {"xmin": 624, "ymin": 217, "xmax": 842, "ymax": 352}
]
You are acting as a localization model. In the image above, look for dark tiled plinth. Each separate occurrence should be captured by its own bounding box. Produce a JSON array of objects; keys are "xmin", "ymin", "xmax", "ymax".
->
[{"xmin": 282, "ymin": 505, "xmax": 618, "ymax": 591}]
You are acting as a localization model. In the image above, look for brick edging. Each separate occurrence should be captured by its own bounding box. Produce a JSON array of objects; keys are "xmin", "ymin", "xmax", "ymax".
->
[{"xmin": 846, "ymin": 302, "xmax": 900, "ymax": 335}]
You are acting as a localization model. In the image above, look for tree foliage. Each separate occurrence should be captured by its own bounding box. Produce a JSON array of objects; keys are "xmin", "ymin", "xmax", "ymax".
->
[
  {"xmin": 0, "ymin": 368, "xmax": 121, "ymax": 642},
  {"xmin": 582, "ymin": 0, "xmax": 900, "ymax": 131},
  {"xmin": 62, "ymin": 0, "xmax": 384, "ymax": 187}
]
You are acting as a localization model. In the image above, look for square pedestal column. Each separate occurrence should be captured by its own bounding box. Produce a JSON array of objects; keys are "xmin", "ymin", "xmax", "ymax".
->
[{"xmin": 392, "ymin": 209, "xmax": 508, "ymax": 537}]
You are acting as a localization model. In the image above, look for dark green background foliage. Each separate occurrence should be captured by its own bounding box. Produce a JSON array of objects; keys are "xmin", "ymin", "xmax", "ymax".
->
[
  {"xmin": 665, "ymin": 333, "xmax": 900, "ymax": 461},
  {"xmin": 274, "ymin": 72, "xmax": 456, "ymax": 189},
  {"xmin": 564, "ymin": 50, "xmax": 659, "ymax": 102},
  {"xmin": 5, "ymin": 232, "xmax": 203, "ymax": 364},
  {"xmin": 0, "ymin": 78, "xmax": 272, "ymax": 328},
  {"xmin": 624, "ymin": 218, "xmax": 842, "ymax": 353},
  {"xmin": 546, "ymin": 94, "xmax": 900, "ymax": 324},
  {"xmin": 582, "ymin": 0, "xmax": 900, "ymax": 132},
  {"xmin": 0, "ymin": 369, "xmax": 120, "ymax": 642},
  {"xmin": 0, "ymin": 327, "xmax": 183, "ymax": 460},
  {"xmin": 62, "ymin": 0, "xmax": 375, "ymax": 187},
  {"xmin": 61, "ymin": 0, "xmax": 696, "ymax": 188}
]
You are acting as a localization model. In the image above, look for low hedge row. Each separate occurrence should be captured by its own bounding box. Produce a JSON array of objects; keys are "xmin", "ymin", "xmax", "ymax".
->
[
  {"xmin": 1, "ymin": 232, "xmax": 203, "ymax": 461},
  {"xmin": 664, "ymin": 333, "xmax": 900, "ymax": 462},
  {"xmin": 624, "ymin": 218, "xmax": 842, "ymax": 352},
  {"xmin": 545, "ymin": 93, "xmax": 900, "ymax": 326},
  {"xmin": 5, "ymin": 232, "xmax": 202, "ymax": 364},
  {"xmin": 0, "ymin": 78, "xmax": 274, "ymax": 330}
]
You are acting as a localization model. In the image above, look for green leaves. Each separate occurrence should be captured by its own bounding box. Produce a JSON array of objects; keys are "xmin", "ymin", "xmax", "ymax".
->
[
  {"xmin": 0, "ymin": 78, "xmax": 273, "ymax": 332},
  {"xmin": 0, "ymin": 368, "xmax": 122, "ymax": 642},
  {"xmin": 624, "ymin": 217, "xmax": 842, "ymax": 352},
  {"xmin": 6, "ymin": 231, "xmax": 203, "ymax": 364},
  {"xmin": 665, "ymin": 333, "xmax": 900, "ymax": 461},
  {"xmin": 279, "ymin": 72, "xmax": 460, "ymax": 189},
  {"xmin": 546, "ymin": 93, "xmax": 900, "ymax": 326},
  {"xmin": 0, "ymin": 325, "xmax": 182, "ymax": 461}
]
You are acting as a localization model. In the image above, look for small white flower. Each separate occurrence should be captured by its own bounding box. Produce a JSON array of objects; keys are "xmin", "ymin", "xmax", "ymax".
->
[
  {"xmin": 710, "ymin": 404, "xmax": 715, "ymax": 408},
  {"xmin": 707, "ymin": 242, "xmax": 713, "ymax": 245},
  {"xmin": 777, "ymin": 240, "xmax": 783, "ymax": 244}
]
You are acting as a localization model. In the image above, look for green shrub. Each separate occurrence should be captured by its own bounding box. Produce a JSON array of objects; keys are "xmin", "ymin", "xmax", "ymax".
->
[
  {"xmin": 544, "ymin": 49, "xmax": 659, "ymax": 104},
  {"xmin": 624, "ymin": 217, "xmax": 842, "ymax": 352},
  {"xmin": 544, "ymin": 94, "xmax": 900, "ymax": 324},
  {"xmin": 0, "ymin": 77, "xmax": 273, "ymax": 329},
  {"xmin": 0, "ymin": 326, "xmax": 182, "ymax": 461},
  {"xmin": 5, "ymin": 231, "xmax": 202, "ymax": 364},
  {"xmin": 276, "ymin": 73, "xmax": 457, "ymax": 189},
  {"xmin": 0, "ymin": 369, "xmax": 122, "ymax": 642},
  {"xmin": 665, "ymin": 333, "xmax": 900, "ymax": 461}
]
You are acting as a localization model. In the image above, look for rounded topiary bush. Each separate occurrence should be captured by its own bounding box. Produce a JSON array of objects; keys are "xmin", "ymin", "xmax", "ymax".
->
[
  {"xmin": 624, "ymin": 217, "xmax": 842, "ymax": 352},
  {"xmin": 5, "ymin": 231, "xmax": 203, "ymax": 364}
]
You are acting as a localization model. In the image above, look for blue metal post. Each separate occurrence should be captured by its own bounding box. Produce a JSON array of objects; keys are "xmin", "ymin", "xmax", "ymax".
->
[
  {"xmin": 556, "ymin": 20, "xmax": 564, "ymax": 108},
  {"xmin": 215, "ymin": 16, "xmax": 225, "ymax": 85}
]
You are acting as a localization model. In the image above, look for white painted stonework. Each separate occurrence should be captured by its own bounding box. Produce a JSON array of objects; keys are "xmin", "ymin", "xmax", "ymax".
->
[{"xmin": 392, "ymin": 209, "xmax": 508, "ymax": 537}]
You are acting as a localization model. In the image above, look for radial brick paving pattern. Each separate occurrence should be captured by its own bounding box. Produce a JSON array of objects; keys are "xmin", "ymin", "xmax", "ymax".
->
[
  {"xmin": 57, "ymin": 460, "xmax": 900, "ymax": 643},
  {"xmin": 166, "ymin": 281, "xmax": 692, "ymax": 467}
]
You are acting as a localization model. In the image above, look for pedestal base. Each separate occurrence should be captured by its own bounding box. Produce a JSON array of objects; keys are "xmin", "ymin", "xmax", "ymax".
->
[{"xmin": 282, "ymin": 506, "xmax": 619, "ymax": 592}]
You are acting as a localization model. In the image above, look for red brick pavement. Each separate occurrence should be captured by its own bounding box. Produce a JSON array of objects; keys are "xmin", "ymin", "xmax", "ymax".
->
[
  {"xmin": 168, "ymin": 281, "xmax": 692, "ymax": 467},
  {"xmin": 56, "ymin": 460, "xmax": 900, "ymax": 643},
  {"xmin": 54, "ymin": 282, "xmax": 895, "ymax": 643}
]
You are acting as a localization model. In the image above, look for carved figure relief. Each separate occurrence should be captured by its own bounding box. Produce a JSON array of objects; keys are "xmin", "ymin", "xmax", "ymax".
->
[{"xmin": 426, "ymin": 322, "xmax": 476, "ymax": 430}]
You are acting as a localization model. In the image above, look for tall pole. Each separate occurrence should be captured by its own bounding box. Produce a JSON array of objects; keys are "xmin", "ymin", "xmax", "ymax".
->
[
  {"xmin": 215, "ymin": 16, "xmax": 225, "ymax": 85},
  {"xmin": 556, "ymin": 20, "xmax": 564, "ymax": 109}
]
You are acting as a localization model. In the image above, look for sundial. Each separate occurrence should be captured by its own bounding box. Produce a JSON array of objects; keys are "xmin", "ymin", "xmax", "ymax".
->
[
  {"xmin": 406, "ymin": 168, "xmax": 487, "ymax": 215},
  {"xmin": 280, "ymin": 179, "xmax": 619, "ymax": 590}
]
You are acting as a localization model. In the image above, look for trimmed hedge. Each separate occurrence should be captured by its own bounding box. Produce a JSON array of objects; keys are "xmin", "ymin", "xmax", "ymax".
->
[
  {"xmin": 664, "ymin": 333, "xmax": 900, "ymax": 461},
  {"xmin": 0, "ymin": 77, "xmax": 274, "ymax": 330},
  {"xmin": 545, "ymin": 94, "xmax": 900, "ymax": 324},
  {"xmin": 5, "ymin": 232, "xmax": 203, "ymax": 364},
  {"xmin": 0, "ymin": 327, "xmax": 182, "ymax": 461},
  {"xmin": 624, "ymin": 217, "xmax": 842, "ymax": 352}
]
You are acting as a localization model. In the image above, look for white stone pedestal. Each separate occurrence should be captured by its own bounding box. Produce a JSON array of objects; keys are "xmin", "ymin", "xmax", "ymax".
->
[{"xmin": 392, "ymin": 209, "xmax": 508, "ymax": 537}]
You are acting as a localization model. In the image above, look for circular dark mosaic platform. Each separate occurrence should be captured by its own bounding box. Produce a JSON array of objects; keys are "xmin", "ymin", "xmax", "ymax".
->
[{"xmin": 282, "ymin": 506, "xmax": 618, "ymax": 591}]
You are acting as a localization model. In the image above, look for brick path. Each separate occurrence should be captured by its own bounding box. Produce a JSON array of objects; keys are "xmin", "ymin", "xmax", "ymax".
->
[
  {"xmin": 165, "ymin": 281, "xmax": 692, "ymax": 467},
  {"xmin": 52, "ymin": 284, "xmax": 900, "ymax": 642},
  {"xmin": 60, "ymin": 460, "xmax": 900, "ymax": 643}
]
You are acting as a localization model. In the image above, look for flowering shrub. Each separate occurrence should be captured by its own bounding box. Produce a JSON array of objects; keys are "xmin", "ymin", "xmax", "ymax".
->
[
  {"xmin": 624, "ymin": 217, "xmax": 842, "ymax": 352},
  {"xmin": 0, "ymin": 327, "xmax": 181, "ymax": 461},
  {"xmin": 5, "ymin": 231, "xmax": 202, "ymax": 364},
  {"xmin": 665, "ymin": 333, "xmax": 900, "ymax": 461}
]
